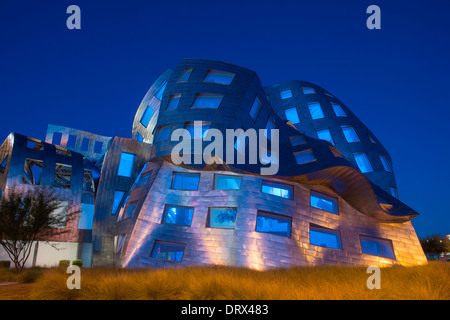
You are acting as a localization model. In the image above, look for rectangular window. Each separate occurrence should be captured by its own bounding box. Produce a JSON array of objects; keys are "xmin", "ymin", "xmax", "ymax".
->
[
  {"xmin": 360, "ymin": 235, "xmax": 395, "ymax": 259},
  {"xmin": 331, "ymin": 103, "xmax": 347, "ymax": 117},
  {"xmin": 214, "ymin": 174, "xmax": 241, "ymax": 190},
  {"xmin": 390, "ymin": 186, "xmax": 398, "ymax": 199},
  {"xmin": 310, "ymin": 224, "xmax": 342, "ymax": 249},
  {"xmin": 112, "ymin": 190, "xmax": 125, "ymax": 215},
  {"xmin": 294, "ymin": 149, "xmax": 316, "ymax": 165},
  {"xmin": 289, "ymin": 135, "xmax": 307, "ymax": 146},
  {"xmin": 208, "ymin": 207, "xmax": 237, "ymax": 229},
  {"xmin": 185, "ymin": 121, "xmax": 211, "ymax": 139},
  {"xmin": 280, "ymin": 89, "xmax": 293, "ymax": 99},
  {"xmin": 52, "ymin": 132, "xmax": 62, "ymax": 145},
  {"xmin": 234, "ymin": 129, "xmax": 248, "ymax": 154},
  {"xmin": 163, "ymin": 205, "xmax": 194, "ymax": 226},
  {"xmin": 94, "ymin": 141, "xmax": 103, "ymax": 154},
  {"xmin": 151, "ymin": 240, "xmax": 185, "ymax": 262},
  {"xmin": 81, "ymin": 138, "xmax": 90, "ymax": 151},
  {"xmin": 256, "ymin": 211, "xmax": 291, "ymax": 237},
  {"xmin": 354, "ymin": 152, "xmax": 374, "ymax": 173},
  {"xmin": 156, "ymin": 125, "xmax": 171, "ymax": 142},
  {"xmin": 171, "ymin": 172, "xmax": 200, "ymax": 190},
  {"xmin": 249, "ymin": 96, "xmax": 262, "ymax": 121},
  {"xmin": 67, "ymin": 134, "xmax": 77, "ymax": 148},
  {"xmin": 23, "ymin": 159, "xmax": 43, "ymax": 185},
  {"xmin": 310, "ymin": 190, "xmax": 338, "ymax": 214},
  {"xmin": 167, "ymin": 94, "xmax": 181, "ymax": 110},
  {"xmin": 140, "ymin": 106, "xmax": 155, "ymax": 128},
  {"xmin": 192, "ymin": 94, "xmax": 223, "ymax": 109},
  {"xmin": 203, "ymin": 70, "xmax": 235, "ymax": 85},
  {"xmin": 136, "ymin": 132, "xmax": 144, "ymax": 142},
  {"xmin": 302, "ymin": 87, "xmax": 316, "ymax": 94},
  {"xmin": 261, "ymin": 181, "xmax": 293, "ymax": 199},
  {"xmin": 317, "ymin": 128, "xmax": 335, "ymax": 145},
  {"xmin": 53, "ymin": 164, "xmax": 72, "ymax": 189},
  {"xmin": 177, "ymin": 69, "xmax": 193, "ymax": 82},
  {"xmin": 49, "ymin": 201, "xmax": 68, "ymax": 228},
  {"xmin": 308, "ymin": 102, "xmax": 325, "ymax": 120},
  {"xmin": 155, "ymin": 81, "xmax": 167, "ymax": 100},
  {"xmin": 124, "ymin": 201, "xmax": 137, "ymax": 219},
  {"xmin": 115, "ymin": 234, "xmax": 126, "ymax": 254},
  {"xmin": 264, "ymin": 118, "xmax": 276, "ymax": 140},
  {"xmin": 118, "ymin": 152, "xmax": 135, "ymax": 177},
  {"xmin": 341, "ymin": 125, "xmax": 360, "ymax": 143},
  {"xmin": 284, "ymin": 107, "xmax": 300, "ymax": 124},
  {"xmin": 136, "ymin": 171, "xmax": 152, "ymax": 188},
  {"xmin": 379, "ymin": 155, "xmax": 393, "ymax": 173}
]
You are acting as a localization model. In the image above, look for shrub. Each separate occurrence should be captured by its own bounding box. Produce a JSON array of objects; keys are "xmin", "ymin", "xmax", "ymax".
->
[
  {"xmin": 58, "ymin": 260, "xmax": 70, "ymax": 267},
  {"xmin": 72, "ymin": 260, "xmax": 83, "ymax": 267},
  {"xmin": 0, "ymin": 261, "xmax": 11, "ymax": 269}
]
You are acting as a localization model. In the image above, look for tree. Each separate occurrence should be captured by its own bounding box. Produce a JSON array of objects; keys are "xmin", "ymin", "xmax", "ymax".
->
[
  {"xmin": 0, "ymin": 187, "xmax": 75, "ymax": 273},
  {"xmin": 420, "ymin": 234, "xmax": 450, "ymax": 260}
]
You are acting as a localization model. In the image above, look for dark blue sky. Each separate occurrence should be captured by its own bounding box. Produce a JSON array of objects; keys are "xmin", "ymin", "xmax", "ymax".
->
[{"xmin": 1, "ymin": 0, "xmax": 448, "ymax": 237}]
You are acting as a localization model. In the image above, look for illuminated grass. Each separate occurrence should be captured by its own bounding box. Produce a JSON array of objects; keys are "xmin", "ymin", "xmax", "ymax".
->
[{"xmin": 26, "ymin": 262, "xmax": 449, "ymax": 300}]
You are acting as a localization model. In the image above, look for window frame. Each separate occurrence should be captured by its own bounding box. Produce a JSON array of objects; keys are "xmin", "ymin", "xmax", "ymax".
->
[
  {"xmin": 177, "ymin": 69, "xmax": 193, "ymax": 83},
  {"xmin": 293, "ymin": 149, "xmax": 317, "ymax": 165},
  {"xmin": 284, "ymin": 107, "xmax": 301, "ymax": 125},
  {"xmin": 170, "ymin": 172, "xmax": 201, "ymax": 191},
  {"xmin": 261, "ymin": 180, "xmax": 294, "ymax": 200},
  {"xmin": 191, "ymin": 94, "xmax": 224, "ymax": 109},
  {"xmin": 206, "ymin": 207, "xmax": 238, "ymax": 229},
  {"xmin": 162, "ymin": 204, "xmax": 195, "ymax": 227},
  {"xmin": 255, "ymin": 210, "xmax": 292, "ymax": 238},
  {"xmin": 341, "ymin": 125, "xmax": 360, "ymax": 143},
  {"xmin": 309, "ymin": 223, "xmax": 342, "ymax": 250},
  {"xmin": 249, "ymin": 95, "xmax": 263, "ymax": 122},
  {"xmin": 202, "ymin": 69, "xmax": 235, "ymax": 85},
  {"xmin": 150, "ymin": 240, "xmax": 186, "ymax": 263},
  {"xmin": 359, "ymin": 235, "xmax": 396, "ymax": 260},
  {"xmin": 310, "ymin": 190, "xmax": 339, "ymax": 215},
  {"xmin": 213, "ymin": 173, "xmax": 242, "ymax": 190},
  {"xmin": 280, "ymin": 89, "xmax": 293, "ymax": 100}
]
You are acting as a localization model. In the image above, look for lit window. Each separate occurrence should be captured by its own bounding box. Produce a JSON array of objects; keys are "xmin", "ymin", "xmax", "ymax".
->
[
  {"xmin": 163, "ymin": 205, "xmax": 194, "ymax": 226},
  {"xmin": 317, "ymin": 128, "xmax": 335, "ymax": 145},
  {"xmin": 79, "ymin": 203, "xmax": 94, "ymax": 229},
  {"xmin": 177, "ymin": 69, "xmax": 193, "ymax": 82},
  {"xmin": 284, "ymin": 107, "xmax": 300, "ymax": 124},
  {"xmin": 308, "ymin": 102, "xmax": 325, "ymax": 120},
  {"xmin": 67, "ymin": 134, "xmax": 77, "ymax": 148},
  {"xmin": 280, "ymin": 89, "xmax": 292, "ymax": 99},
  {"xmin": 124, "ymin": 201, "xmax": 137, "ymax": 219},
  {"xmin": 115, "ymin": 234, "xmax": 126, "ymax": 254},
  {"xmin": 81, "ymin": 138, "xmax": 90, "ymax": 151},
  {"xmin": 203, "ymin": 70, "xmax": 235, "ymax": 85},
  {"xmin": 331, "ymin": 103, "xmax": 347, "ymax": 117},
  {"xmin": 264, "ymin": 118, "xmax": 276, "ymax": 140},
  {"xmin": 192, "ymin": 94, "xmax": 223, "ymax": 109},
  {"xmin": 136, "ymin": 171, "xmax": 152, "ymax": 188},
  {"xmin": 256, "ymin": 211, "xmax": 291, "ymax": 237},
  {"xmin": 94, "ymin": 141, "xmax": 103, "ymax": 154},
  {"xmin": 140, "ymin": 106, "xmax": 155, "ymax": 128},
  {"xmin": 261, "ymin": 181, "xmax": 293, "ymax": 199},
  {"xmin": 354, "ymin": 153, "xmax": 374, "ymax": 173},
  {"xmin": 341, "ymin": 125, "xmax": 360, "ymax": 143},
  {"xmin": 52, "ymin": 132, "xmax": 62, "ymax": 145},
  {"xmin": 214, "ymin": 174, "xmax": 241, "ymax": 190},
  {"xmin": 289, "ymin": 135, "xmax": 307, "ymax": 146},
  {"xmin": 172, "ymin": 172, "xmax": 200, "ymax": 190},
  {"xmin": 294, "ymin": 149, "xmax": 316, "ymax": 164},
  {"xmin": 155, "ymin": 81, "xmax": 167, "ymax": 100},
  {"xmin": 208, "ymin": 207, "xmax": 237, "ymax": 229},
  {"xmin": 53, "ymin": 164, "xmax": 72, "ymax": 189},
  {"xmin": 185, "ymin": 122, "xmax": 211, "ymax": 139},
  {"xmin": 310, "ymin": 190, "xmax": 338, "ymax": 214},
  {"xmin": 310, "ymin": 224, "xmax": 342, "ymax": 249},
  {"xmin": 379, "ymin": 155, "xmax": 393, "ymax": 173},
  {"xmin": 249, "ymin": 96, "xmax": 262, "ymax": 121},
  {"xmin": 112, "ymin": 190, "xmax": 125, "ymax": 215},
  {"xmin": 234, "ymin": 129, "xmax": 248, "ymax": 153},
  {"xmin": 151, "ymin": 241, "xmax": 185, "ymax": 262},
  {"xmin": 302, "ymin": 87, "xmax": 316, "ymax": 94},
  {"xmin": 23, "ymin": 159, "xmax": 43, "ymax": 185},
  {"xmin": 390, "ymin": 186, "xmax": 398, "ymax": 199},
  {"xmin": 167, "ymin": 94, "xmax": 181, "ymax": 110},
  {"xmin": 117, "ymin": 152, "xmax": 135, "ymax": 177},
  {"xmin": 156, "ymin": 126, "xmax": 171, "ymax": 142},
  {"xmin": 136, "ymin": 132, "xmax": 144, "ymax": 142},
  {"xmin": 360, "ymin": 236, "xmax": 395, "ymax": 259},
  {"xmin": 0, "ymin": 156, "xmax": 7, "ymax": 173}
]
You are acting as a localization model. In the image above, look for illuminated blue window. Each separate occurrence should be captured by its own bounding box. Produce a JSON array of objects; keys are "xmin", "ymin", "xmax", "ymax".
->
[
  {"xmin": 156, "ymin": 126, "xmax": 171, "ymax": 142},
  {"xmin": 151, "ymin": 240, "xmax": 185, "ymax": 262},
  {"xmin": 256, "ymin": 211, "xmax": 291, "ymax": 237},
  {"xmin": 167, "ymin": 94, "xmax": 181, "ymax": 110},
  {"xmin": 172, "ymin": 172, "xmax": 200, "ymax": 190},
  {"xmin": 94, "ymin": 141, "xmax": 103, "ymax": 154},
  {"xmin": 208, "ymin": 207, "xmax": 237, "ymax": 228},
  {"xmin": 67, "ymin": 134, "xmax": 77, "ymax": 148},
  {"xmin": 264, "ymin": 118, "xmax": 276, "ymax": 140},
  {"xmin": 310, "ymin": 224, "xmax": 342, "ymax": 249},
  {"xmin": 163, "ymin": 205, "xmax": 194, "ymax": 226},
  {"xmin": 140, "ymin": 106, "xmax": 155, "ymax": 128},
  {"xmin": 124, "ymin": 201, "xmax": 137, "ymax": 219},
  {"xmin": 310, "ymin": 190, "xmax": 338, "ymax": 214},
  {"xmin": 155, "ymin": 81, "xmax": 167, "ymax": 100},
  {"xmin": 136, "ymin": 171, "xmax": 151, "ymax": 188},
  {"xmin": 177, "ymin": 69, "xmax": 192, "ymax": 82},
  {"xmin": 0, "ymin": 156, "xmax": 7, "ymax": 172},
  {"xmin": 379, "ymin": 155, "xmax": 393, "ymax": 172},
  {"xmin": 341, "ymin": 125, "xmax": 360, "ymax": 143},
  {"xmin": 261, "ymin": 181, "xmax": 293, "ymax": 199},
  {"xmin": 249, "ymin": 96, "xmax": 262, "ymax": 121},
  {"xmin": 117, "ymin": 152, "xmax": 135, "ymax": 177},
  {"xmin": 280, "ymin": 89, "xmax": 292, "ymax": 99},
  {"xmin": 192, "ymin": 94, "xmax": 223, "ymax": 109},
  {"xmin": 308, "ymin": 102, "xmax": 325, "ymax": 120},
  {"xmin": 234, "ymin": 129, "xmax": 248, "ymax": 153},
  {"xmin": 284, "ymin": 107, "xmax": 300, "ymax": 124},
  {"xmin": 302, "ymin": 87, "xmax": 316, "ymax": 94},
  {"xmin": 294, "ymin": 149, "xmax": 316, "ymax": 164},
  {"xmin": 331, "ymin": 103, "xmax": 347, "ymax": 117},
  {"xmin": 185, "ymin": 122, "xmax": 211, "ymax": 138},
  {"xmin": 52, "ymin": 132, "xmax": 62, "ymax": 145},
  {"xmin": 360, "ymin": 235, "xmax": 395, "ymax": 259},
  {"xmin": 81, "ymin": 138, "xmax": 90, "ymax": 151},
  {"xmin": 79, "ymin": 203, "xmax": 94, "ymax": 229},
  {"xmin": 112, "ymin": 190, "xmax": 125, "ymax": 215},
  {"xmin": 390, "ymin": 186, "xmax": 398, "ymax": 199},
  {"xmin": 136, "ymin": 132, "xmax": 144, "ymax": 142},
  {"xmin": 204, "ymin": 70, "xmax": 235, "ymax": 85},
  {"xmin": 289, "ymin": 135, "xmax": 307, "ymax": 146},
  {"xmin": 214, "ymin": 174, "xmax": 241, "ymax": 190},
  {"xmin": 354, "ymin": 152, "xmax": 374, "ymax": 173},
  {"xmin": 317, "ymin": 128, "xmax": 335, "ymax": 145}
]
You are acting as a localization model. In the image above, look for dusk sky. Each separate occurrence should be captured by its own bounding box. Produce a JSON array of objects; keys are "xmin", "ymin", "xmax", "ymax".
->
[{"xmin": 0, "ymin": 0, "xmax": 448, "ymax": 237}]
